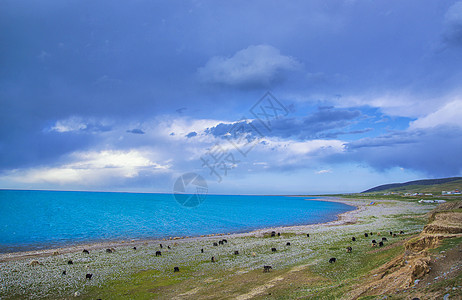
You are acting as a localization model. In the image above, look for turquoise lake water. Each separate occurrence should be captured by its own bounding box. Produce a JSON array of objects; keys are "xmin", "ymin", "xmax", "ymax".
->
[{"xmin": 0, "ymin": 190, "xmax": 353, "ymax": 253}]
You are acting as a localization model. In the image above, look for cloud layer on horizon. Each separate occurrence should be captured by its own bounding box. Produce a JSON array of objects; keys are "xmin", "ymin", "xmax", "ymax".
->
[{"xmin": 1, "ymin": 0, "xmax": 462, "ymax": 194}]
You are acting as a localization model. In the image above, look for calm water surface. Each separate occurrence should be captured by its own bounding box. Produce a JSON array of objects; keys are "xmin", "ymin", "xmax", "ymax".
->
[{"xmin": 0, "ymin": 190, "xmax": 353, "ymax": 252}]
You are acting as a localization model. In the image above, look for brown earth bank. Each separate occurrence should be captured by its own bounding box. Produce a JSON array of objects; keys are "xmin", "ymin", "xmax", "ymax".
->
[{"xmin": 347, "ymin": 201, "xmax": 462, "ymax": 300}]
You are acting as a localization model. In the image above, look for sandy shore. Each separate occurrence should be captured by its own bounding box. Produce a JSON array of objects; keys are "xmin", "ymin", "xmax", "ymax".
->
[{"xmin": 0, "ymin": 197, "xmax": 362, "ymax": 263}]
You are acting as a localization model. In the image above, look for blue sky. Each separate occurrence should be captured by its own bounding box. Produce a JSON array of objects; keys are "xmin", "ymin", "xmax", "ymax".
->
[{"xmin": 1, "ymin": 0, "xmax": 462, "ymax": 194}]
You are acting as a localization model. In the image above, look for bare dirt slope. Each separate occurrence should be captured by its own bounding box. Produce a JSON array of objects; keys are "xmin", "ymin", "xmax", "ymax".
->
[{"xmin": 347, "ymin": 201, "xmax": 462, "ymax": 300}]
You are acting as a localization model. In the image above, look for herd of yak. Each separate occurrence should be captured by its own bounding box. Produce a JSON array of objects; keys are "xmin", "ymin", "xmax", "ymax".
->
[{"xmin": 74, "ymin": 230, "xmax": 404, "ymax": 280}]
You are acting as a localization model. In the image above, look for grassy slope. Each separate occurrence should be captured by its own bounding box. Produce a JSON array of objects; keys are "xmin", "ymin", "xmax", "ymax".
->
[{"xmin": 362, "ymin": 178, "xmax": 462, "ymax": 194}]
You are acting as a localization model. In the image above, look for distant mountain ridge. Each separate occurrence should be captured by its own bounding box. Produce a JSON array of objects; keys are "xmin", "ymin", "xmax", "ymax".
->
[{"xmin": 362, "ymin": 177, "xmax": 462, "ymax": 193}]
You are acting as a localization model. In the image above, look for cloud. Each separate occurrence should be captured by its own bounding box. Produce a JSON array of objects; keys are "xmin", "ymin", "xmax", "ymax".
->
[
  {"xmin": 443, "ymin": 1, "xmax": 462, "ymax": 46},
  {"xmin": 186, "ymin": 131, "xmax": 197, "ymax": 138},
  {"xmin": 197, "ymin": 45, "xmax": 301, "ymax": 88},
  {"xmin": 342, "ymin": 126, "xmax": 462, "ymax": 176},
  {"xmin": 316, "ymin": 169, "xmax": 332, "ymax": 174},
  {"xmin": 205, "ymin": 106, "xmax": 362, "ymax": 140},
  {"xmin": 410, "ymin": 99, "xmax": 462, "ymax": 129},
  {"xmin": 240, "ymin": 138, "xmax": 346, "ymax": 172},
  {"xmin": 49, "ymin": 117, "xmax": 112, "ymax": 133},
  {"xmin": 1, "ymin": 150, "xmax": 170, "ymax": 186},
  {"xmin": 126, "ymin": 128, "xmax": 145, "ymax": 134}
]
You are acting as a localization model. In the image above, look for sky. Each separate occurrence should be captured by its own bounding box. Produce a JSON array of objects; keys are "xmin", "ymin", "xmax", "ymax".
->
[{"xmin": 1, "ymin": 0, "xmax": 462, "ymax": 195}]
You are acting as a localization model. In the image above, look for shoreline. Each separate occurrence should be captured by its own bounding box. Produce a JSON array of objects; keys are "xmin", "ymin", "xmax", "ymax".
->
[
  {"xmin": 0, "ymin": 197, "xmax": 363, "ymax": 262},
  {"xmin": 1, "ymin": 197, "xmax": 440, "ymax": 299}
]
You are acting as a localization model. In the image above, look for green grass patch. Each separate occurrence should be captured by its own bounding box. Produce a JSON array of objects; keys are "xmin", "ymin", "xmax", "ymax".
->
[
  {"xmin": 303, "ymin": 240, "xmax": 404, "ymax": 299},
  {"xmin": 429, "ymin": 236, "xmax": 462, "ymax": 254},
  {"xmin": 84, "ymin": 267, "xmax": 194, "ymax": 299}
]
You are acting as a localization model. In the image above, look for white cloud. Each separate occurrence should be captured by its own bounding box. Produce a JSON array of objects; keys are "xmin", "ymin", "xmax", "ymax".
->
[
  {"xmin": 2, "ymin": 150, "xmax": 170, "ymax": 185},
  {"xmin": 335, "ymin": 93, "xmax": 433, "ymax": 118},
  {"xmin": 50, "ymin": 116, "xmax": 88, "ymax": 132},
  {"xmin": 49, "ymin": 116, "xmax": 111, "ymax": 133},
  {"xmin": 197, "ymin": 45, "xmax": 301, "ymax": 87},
  {"xmin": 326, "ymin": 89, "xmax": 462, "ymax": 121},
  {"xmin": 410, "ymin": 99, "xmax": 462, "ymax": 129},
  {"xmin": 270, "ymin": 139, "xmax": 345, "ymax": 156},
  {"xmin": 250, "ymin": 138, "xmax": 345, "ymax": 169},
  {"xmin": 316, "ymin": 169, "xmax": 332, "ymax": 174}
]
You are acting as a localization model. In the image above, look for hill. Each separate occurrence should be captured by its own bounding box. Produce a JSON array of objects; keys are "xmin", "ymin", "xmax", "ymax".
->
[{"xmin": 362, "ymin": 177, "xmax": 462, "ymax": 194}]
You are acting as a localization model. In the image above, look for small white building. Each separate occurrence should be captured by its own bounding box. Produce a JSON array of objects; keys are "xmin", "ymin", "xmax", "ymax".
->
[
  {"xmin": 418, "ymin": 199, "xmax": 446, "ymax": 204},
  {"xmin": 442, "ymin": 190, "xmax": 461, "ymax": 195}
]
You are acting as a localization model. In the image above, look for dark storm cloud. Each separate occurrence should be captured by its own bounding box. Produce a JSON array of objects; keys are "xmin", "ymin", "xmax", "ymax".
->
[
  {"xmin": 341, "ymin": 126, "xmax": 462, "ymax": 176},
  {"xmin": 0, "ymin": 129, "xmax": 97, "ymax": 170},
  {"xmin": 126, "ymin": 129, "xmax": 145, "ymax": 135},
  {"xmin": 186, "ymin": 132, "xmax": 197, "ymax": 138},
  {"xmin": 206, "ymin": 107, "xmax": 362, "ymax": 140},
  {"xmin": 443, "ymin": 1, "xmax": 462, "ymax": 46},
  {"xmin": 197, "ymin": 45, "xmax": 302, "ymax": 89}
]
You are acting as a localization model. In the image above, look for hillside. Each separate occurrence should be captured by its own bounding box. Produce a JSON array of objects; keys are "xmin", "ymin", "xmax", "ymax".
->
[{"xmin": 362, "ymin": 177, "xmax": 462, "ymax": 194}]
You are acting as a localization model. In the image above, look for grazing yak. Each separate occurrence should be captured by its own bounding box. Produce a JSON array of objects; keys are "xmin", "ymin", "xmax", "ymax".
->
[
  {"xmin": 62, "ymin": 270, "xmax": 66, "ymax": 275},
  {"xmin": 173, "ymin": 267, "xmax": 180, "ymax": 272},
  {"xmin": 82, "ymin": 249, "xmax": 90, "ymax": 254},
  {"xmin": 68, "ymin": 260, "xmax": 73, "ymax": 265},
  {"xmin": 286, "ymin": 242, "xmax": 291, "ymax": 246},
  {"xmin": 160, "ymin": 244, "xmax": 163, "ymax": 248},
  {"xmin": 234, "ymin": 250, "xmax": 239, "ymax": 255},
  {"xmin": 346, "ymin": 247, "xmax": 352, "ymax": 253},
  {"xmin": 379, "ymin": 241, "xmax": 384, "ymax": 247},
  {"xmin": 213, "ymin": 242, "xmax": 218, "ymax": 247},
  {"xmin": 382, "ymin": 237, "xmax": 387, "ymax": 241},
  {"xmin": 306, "ymin": 233, "xmax": 310, "ymax": 237},
  {"xmin": 352, "ymin": 237, "xmax": 356, "ymax": 242},
  {"xmin": 222, "ymin": 239, "xmax": 228, "ymax": 243},
  {"xmin": 372, "ymin": 239, "xmax": 377, "ymax": 244},
  {"xmin": 156, "ymin": 251, "xmax": 162, "ymax": 256},
  {"xmin": 271, "ymin": 248, "xmax": 277, "ymax": 252},
  {"xmin": 364, "ymin": 233, "xmax": 369, "ymax": 237},
  {"xmin": 106, "ymin": 249, "xmax": 113, "ymax": 253},
  {"xmin": 167, "ymin": 246, "xmax": 171, "ymax": 249},
  {"xmin": 393, "ymin": 233, "xmax": 397, "ymax": 237},
  {"xmin": 211, "ymin": 256, "xmax": 215, "ymax": 262},
  {"xmin": 329, "ymin": 257, "xmax": 336, "ymax": 263},
  {"xmin": 219, "ymin": 240, "xmax": 224, "ymax": 245},
  {"xmin": 201, "ymin": 248, "xmax": 204, "ymax": 253},
  {"xmin": 277, "ymin": 233, "xmax": 281, "ymax": 236},
  {"xmin": 29, "ymin": 260, "xmax": 41, "ymax": 266},
  {"xmin": 133, "ymin": 247, "xmax": 137, "ymax": 250},
  {"xmin": 263, "ymin": 265, "xmax": 272, "ymax": 272},
  {"xmin": 271, "ymin": 231, "xmax": 276, "ymax": 237},
  {"xmin": 400, "ymin": 231, "xmax": 404, "ymax": 234},
  {"xmin": 86, "ymin": 273, "xmax": 92, "ymax": 279},
  {"xmin": 389, "ymin": 231, "xmax": 393, "ymax": 235}
]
